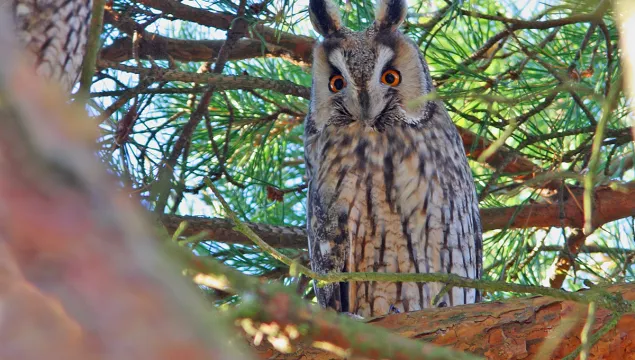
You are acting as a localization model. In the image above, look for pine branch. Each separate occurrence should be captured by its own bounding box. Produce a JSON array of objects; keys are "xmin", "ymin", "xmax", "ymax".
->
[
  {"xmin": 434, "ymin": 0, "xmax": 611, "ymax": 84},
  {"xmin": 102, "ymin": 7, "xmax": 306, "ymax": 63},
  {"xmin": 547, "ymin": 229, "xmax": 588, "ymax": 289},
  {"xmin": 150, "ymin": 0, "xmax": 251, "ymax": 213},
  {"xmin": 179, "ymin": 251, "xmax": 483, "ymax": 360},
  {"xmin": 100, "ymin": 36, "xmax": 302, "ymax": 64},
  {"xmin": 77, "ymin": 0, "xmax": 106, "ymax": 102},
  {"xmin": 162, "ymin": 181, "xmax": 635, "ymax": 249},
  {"xmin": 99, "ymin": 57, "xmax": 587, "ymax": 194},
  {"xmin": 583, "ymin": 79, "xmax": 624, "ymax": 234},
  {"xmin": 175, "ymin": 224, "xmax": 634, "ymax": 360},
  {"xmin": 98, "ymin": 59, "xmax": 311, "ymax": 98},
  {"xmin": 200, "ymin": 178, "xmax": 635, "ymax": 312}
]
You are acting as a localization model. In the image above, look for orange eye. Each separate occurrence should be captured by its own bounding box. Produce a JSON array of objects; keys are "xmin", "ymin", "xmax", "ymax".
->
[
  {"xmin": 381, "ymin": 69, "xmax": 401, "ymax": 86},
  {"xmin": 329, "ymin": 74, "xmax": 346, "ymax": 93}
]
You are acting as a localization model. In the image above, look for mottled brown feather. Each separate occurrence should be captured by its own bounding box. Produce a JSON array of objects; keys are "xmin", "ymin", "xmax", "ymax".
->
[
  {"xmin": 12, "ymin": 0, "xmax": 93, "ymax": 92},
  {"xmin": 305, "ymin": 0, "xmax": 482, "ymax": 318}
]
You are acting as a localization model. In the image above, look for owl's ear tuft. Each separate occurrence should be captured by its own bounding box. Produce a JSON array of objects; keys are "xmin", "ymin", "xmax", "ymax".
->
[
  {"xmin": 309, "ymin": 0, "xmax": 342, "ymax": 36},
  {"xmin": 376, "ymin": 0, "xmax": 407, "ymax": 31}
]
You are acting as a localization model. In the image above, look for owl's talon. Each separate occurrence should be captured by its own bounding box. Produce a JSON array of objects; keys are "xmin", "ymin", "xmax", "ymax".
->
[{"xmin": 343, "ymin": 312, "xmax": 365, "ymax": 321}]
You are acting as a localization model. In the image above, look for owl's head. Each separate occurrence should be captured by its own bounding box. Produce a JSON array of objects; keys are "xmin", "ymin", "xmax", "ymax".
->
[{"xmin": 307, "ymin": 0, "xmax": 436, "ymax": 132}]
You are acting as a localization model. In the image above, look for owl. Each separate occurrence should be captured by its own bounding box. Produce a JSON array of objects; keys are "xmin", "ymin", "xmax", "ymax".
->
[
  {"xmin": 304, "ymin": 0, "xmax": 483, "ymax": 318},
  {"xmin": 12, "ymin": 0, "xmax": 93, "ymax": 92}
]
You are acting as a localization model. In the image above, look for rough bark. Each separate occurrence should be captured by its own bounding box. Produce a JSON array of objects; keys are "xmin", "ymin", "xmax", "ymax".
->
[
  {"xmin": 102, "ymin": 6, "xmax": 310, "ymax": 65},
  {"xmin": 247, "ymin": 284, "xmax": 635, "ymax": 360},
  {"xmin": 161, "ymin": 182, "xmax": 635, "ymax": 248},
  {"xmin": 162, "ymin": 214, "xmax": 308, "ymax": 248}
]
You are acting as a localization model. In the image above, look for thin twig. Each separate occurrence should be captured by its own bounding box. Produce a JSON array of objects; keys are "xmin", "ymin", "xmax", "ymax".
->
[
  {"xmin": 77, "ymin": 0, "xmax": 107, "ymax": 102},
  {"xmin": 579, "ymin": 302, "xmax": 597, "ymax": 360},
  {"xmin": 99, "ymin": 59, "xmax": 310, "ymax": 99},
  {"xmin": 583, "ymin": 79, "xmax": 623, "ymax": 234}
]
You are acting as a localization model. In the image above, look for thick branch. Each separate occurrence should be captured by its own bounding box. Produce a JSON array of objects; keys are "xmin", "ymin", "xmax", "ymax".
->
[
  {"xmin": 186, "ymin": 248, "xmax": 483, "ymax": 360},
  {"xmin": 163, "ymin": 215, "xmax": 307, "ymax": 248},
  {"xmin": 162, "ymin": 182, "xmax": 635, "ymax": 248},
  {"xmin": 482, "ymin": 183, "xmax": 635, "ymax": 231},
  {"xmin": 136, "ymin": 0, "xmax": 315, "ymax": 63},
  {"xmin": 101, "ymin": 35, "xmax": 302, "ymax": 64},
  {"xmin": 102, "ymin": 7, "xmax": 307, "ymax": 65},
  {"xmin": 249, "ymin": 284, "xmax": 635, "ymax": 360}
]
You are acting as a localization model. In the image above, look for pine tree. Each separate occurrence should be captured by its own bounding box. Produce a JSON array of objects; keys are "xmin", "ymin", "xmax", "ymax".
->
[{"xmin": 2, "ymin": 0, "xmax": 634, "ymax": 358}]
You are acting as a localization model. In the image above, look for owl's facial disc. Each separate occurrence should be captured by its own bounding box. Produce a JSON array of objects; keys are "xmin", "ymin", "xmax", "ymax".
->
[
  {"xmin": 308, "ymin": 0, "xmax": 434, "ymax": 132},
  {"xmin": 325, "ymin": 44, "xmax": 406, "ymax": 129}
]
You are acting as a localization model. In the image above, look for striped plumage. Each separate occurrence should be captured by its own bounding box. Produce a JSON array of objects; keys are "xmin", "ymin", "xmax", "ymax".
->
[
  {"xmin": 304, "ymin": 0, "xmax": 483, "ymax": 317},
  {"xmin": 12, "ymin": 0, "xmax": 93, "ymax": 92}
]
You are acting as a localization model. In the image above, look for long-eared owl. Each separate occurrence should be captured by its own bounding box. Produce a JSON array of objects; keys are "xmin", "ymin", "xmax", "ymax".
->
[
  {"xmin": 304, "ymin": 0, "xmax": 483, "ymax": 318},
  {"xmin": 11, "ymin": 0, "xmax": 93, "ymax": 92}
]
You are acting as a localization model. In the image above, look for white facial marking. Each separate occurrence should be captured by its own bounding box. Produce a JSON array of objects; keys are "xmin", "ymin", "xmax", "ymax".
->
[
  {"xmin": 329, "ymin": 49, "xmax": 353, "ymax": 88},
  {"xmin": 372, "ymin": 46, "xmax": 395, "ymax": 83},
  {"xmin": 367, "ymin": 45, "xmax": 410, "ymax": 123}
]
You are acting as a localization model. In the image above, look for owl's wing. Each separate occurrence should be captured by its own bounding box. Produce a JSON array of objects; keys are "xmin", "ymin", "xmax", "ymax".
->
[{"xmin": 304, "ymin": 118, "xmax": 349, "ymax": 312}]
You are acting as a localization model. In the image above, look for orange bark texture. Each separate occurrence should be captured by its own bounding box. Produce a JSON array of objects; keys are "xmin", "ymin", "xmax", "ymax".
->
[
  {"xmin": 251, "ymin": 285, "xmax": 635, "ymax": 360},
  {"xmin": 480, "ymin": 183, "xmax": 635, "ymax": 231}
]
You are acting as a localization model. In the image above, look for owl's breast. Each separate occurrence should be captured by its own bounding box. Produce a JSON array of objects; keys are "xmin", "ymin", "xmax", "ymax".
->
[{"xmin": 311, "ymin": 122, "xmax": 479, "ymax": 316}]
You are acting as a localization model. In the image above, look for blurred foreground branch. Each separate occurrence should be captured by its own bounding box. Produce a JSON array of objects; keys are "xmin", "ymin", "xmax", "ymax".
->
[
  {"xmin": 184, "ymin": 253, "xmax": 483, "ymax": 360},
  {"xmin": 0, "ymin": 9, "xmax": 249, "ymax": 359}
]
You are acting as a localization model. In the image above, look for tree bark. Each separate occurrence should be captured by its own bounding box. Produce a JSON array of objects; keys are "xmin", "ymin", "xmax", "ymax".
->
[
  {"xmin": 135, "ymin": 0, "xmax": 315, "ymax": 63},
  {"xmin": 247, "ymin": 284, "xmax": 635, "ymax": 360}
]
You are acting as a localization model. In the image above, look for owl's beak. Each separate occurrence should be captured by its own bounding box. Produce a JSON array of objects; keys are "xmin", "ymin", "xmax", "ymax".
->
[
  {"xmin": 357, "ymin": 88, "xmax": 384, "ymax": 127},
  {"xmin": 358, "ymin": 89, "xmax": 372, "ymax": 125}
]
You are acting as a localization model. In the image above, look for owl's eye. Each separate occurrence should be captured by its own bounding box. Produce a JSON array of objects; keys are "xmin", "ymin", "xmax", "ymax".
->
[
  {"xmin": 329, "ymin": 74, "xmax": 346, "ymax": 93},
  {"xmin": 381, "ymin": 69, "xmax": 401, "ymax": 86}
]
